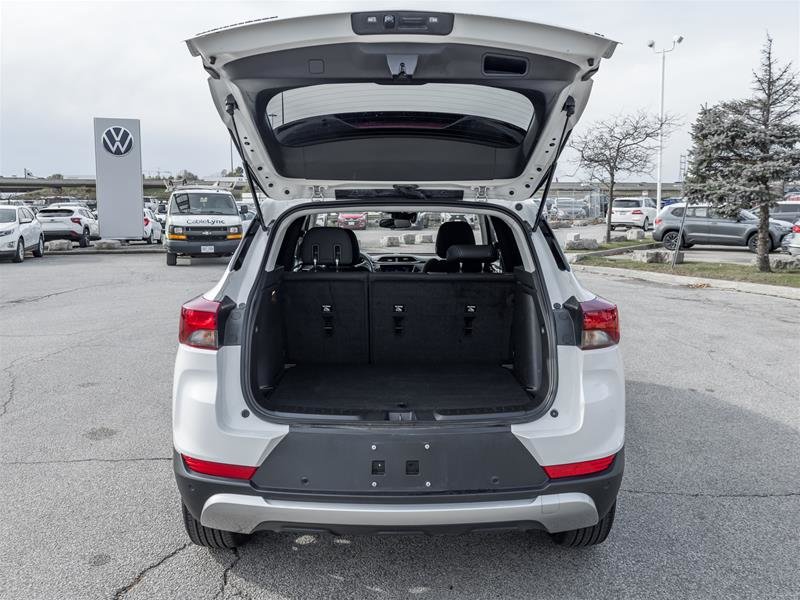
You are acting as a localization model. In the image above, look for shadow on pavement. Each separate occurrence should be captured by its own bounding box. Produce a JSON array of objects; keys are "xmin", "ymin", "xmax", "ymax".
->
[{"xmin": 206, "ymin": 381, "xmax": 799, "ymax": 599}]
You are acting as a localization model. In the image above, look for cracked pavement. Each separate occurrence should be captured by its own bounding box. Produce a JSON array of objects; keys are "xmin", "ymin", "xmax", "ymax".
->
[{"xmin": 1, "ymin": 253, "xmax": 798, "ymax": 599}]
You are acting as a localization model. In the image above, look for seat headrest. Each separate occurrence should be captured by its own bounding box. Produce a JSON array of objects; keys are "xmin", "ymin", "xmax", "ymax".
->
[
  {"xmin": 299, "ymin": 227, "xmax": 358, "ymax": 267},
  {"xmin": 435, "ymin": 221, "xmax": 475, "ymax": 258},
  {"xmin": 445, "ymin": 244, "xmax": 498, "ymax": 263}
]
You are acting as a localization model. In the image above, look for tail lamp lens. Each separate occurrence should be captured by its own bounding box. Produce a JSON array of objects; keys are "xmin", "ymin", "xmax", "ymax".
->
[
  {"xmin": 631, "ymin": 209, "xmax": 643, "ymax": 215},
  {"xmin": 580, "ymin": 297, "xmax": 620, "ymax": 349},
  {"xmin": 179, "ymin": 296, "xmax": 220, "ymax": 349},
  {"xmin": 182, "ymin": 455, "xmax": 256, "ymax": 480},
  {"xmin": 792, "ymin": 225, "xmax": 800, "ymax": 233},
  {"xmin": 542, "ymin": 454, "xmax": 616, "ymax": 479},
  {"xmin": 70, "ymin": 217, "xmax": 82, "ymax": 224}
]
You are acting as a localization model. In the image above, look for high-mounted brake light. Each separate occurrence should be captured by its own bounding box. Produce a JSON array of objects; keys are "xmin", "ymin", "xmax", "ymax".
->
[
  {"xmin": 182, "ymin": 454, "xmax": 257, "ymax": 480},
  {"xmin": 580, "ymin": 297, "xmax": 620, "ymax": 349},
  {"xmin": 542, "ymin": 454, "xmax": 616, "ymax": 479},
  {"xmin": 179, "ymin": 296, "xmax": 220, "ymax": 349}
]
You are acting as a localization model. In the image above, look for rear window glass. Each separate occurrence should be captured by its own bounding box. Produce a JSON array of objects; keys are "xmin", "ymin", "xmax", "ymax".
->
[
  {"xmin": 0, "ymin": 208, "xmax": 16, "ymax": 223},
  {"xmin": 169, "ymin": 193, "xmax": 237, "ymax": 216},
  {"xmin": 309, "ymin": 211, "xmax": 482, "ymax": 254},
  {"xmin": 266, "ymin": 83, "xmax": 534, "ymax": 148},
  {"xmin": 614, "ymin": 199, "xmax": 642, "ymax": 208},
  {"xmin": 37, "ymin": 209, "xmax": 74, "ymax": 217}
]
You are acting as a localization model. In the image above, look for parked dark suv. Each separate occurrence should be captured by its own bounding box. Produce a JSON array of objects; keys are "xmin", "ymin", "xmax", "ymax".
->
[{"xmin": 653, "ymin": 204, "xmax": 793, "ymax": 252}]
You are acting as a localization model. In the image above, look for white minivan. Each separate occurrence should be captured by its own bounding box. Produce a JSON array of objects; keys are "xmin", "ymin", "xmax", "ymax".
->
[
  {"xmin": 164, "ymin": 187, "xmax": 244, "ymax": 265},
  {"xmin": 173, "ymin": 10, "xmax": 624, "ymax": 549}
]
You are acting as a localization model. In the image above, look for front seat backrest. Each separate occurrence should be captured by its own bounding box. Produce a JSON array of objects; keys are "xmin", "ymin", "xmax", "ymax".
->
[
  {"xmin": 298, "ymin": 227, "xmax": 358, "ymax": 270},
  {"xmin": 424, "ymin": 221, "xmax": 476, "ymax": 273}
]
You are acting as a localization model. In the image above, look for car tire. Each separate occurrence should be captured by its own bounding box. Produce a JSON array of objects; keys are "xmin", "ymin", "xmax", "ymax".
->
[
  {"xmin": 747, "ymin": 233, "xmax": 772, "ymax": 254},
  {"xmin": 166, "ymin": 252, "xmax": 177, "ymax": 266},
  {"xmin": 642, "ymin": 218, "xmax": 650, "ymax": 231},
  {"xmin": 661, "ymin": 230, "xmax": 682, "ymax": 250},
  {"xmin": 146, "ymin": 231, "xmax": 154, "ymax": 245},
  {"xmin": 12, "ymin": 238, "xmax": 24, "ymax": 263},
  {"xmin": 181, "ymin": 503, "xmax": 250, "ymax": 549},
  {"xmin": 79, "ymin": 228, "xmax": 90, "ymax": 248},
  {"xmin": 32, "ymin": 235, "xmax": 45, "ymax": 257},
  {"xmin": 550, "ymin": 501, "xmax": 616, "ymax": 547}
]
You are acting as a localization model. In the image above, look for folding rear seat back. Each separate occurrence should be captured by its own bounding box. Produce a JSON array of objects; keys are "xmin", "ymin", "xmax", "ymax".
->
[{"xmin": 369, "ymin": 273, "xmax": 515, "ymax": 365}]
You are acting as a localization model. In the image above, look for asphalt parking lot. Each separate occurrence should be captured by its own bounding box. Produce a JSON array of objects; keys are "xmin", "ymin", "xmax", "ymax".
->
[{"xmin": 1, "ymin": 253, "xmax": 798, "ymax": 599}]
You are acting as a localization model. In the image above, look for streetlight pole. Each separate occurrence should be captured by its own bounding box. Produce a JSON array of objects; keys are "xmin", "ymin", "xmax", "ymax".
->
[{"xmin": 648, "ymin": 35, "xmax": 684, "ymax": 216}]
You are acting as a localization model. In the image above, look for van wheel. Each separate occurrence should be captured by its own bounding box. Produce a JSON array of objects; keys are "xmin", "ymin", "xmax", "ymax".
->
[
  {"xmin": 181, "ymin": 503, "xmax": 250, "ymax": 549},
  {"xmin": 12, "ymin": 239, "xmax": 24, "ymax": 263},
  {"xmin": 79, "ymin": 228, "xmax": 90, "ymax": 248},
  {"xmin": 33, "ymin": 235, "xmax": 45, "ymax": 257},
  {"xmin": 550, "ymin": 501, "xmax": 616, "ymax": 547},
  {"xmin": 166, "ymin": 252, "xmax": 177, "ymax": 266}
]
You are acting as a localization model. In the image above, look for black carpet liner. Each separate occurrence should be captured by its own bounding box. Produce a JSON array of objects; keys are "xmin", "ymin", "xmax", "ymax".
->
[{"xmin": 265, "ymin": 364, "xmax": 532, "ymax": 414}]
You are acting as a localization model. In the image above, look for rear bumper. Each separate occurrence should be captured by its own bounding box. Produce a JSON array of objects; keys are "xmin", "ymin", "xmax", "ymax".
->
[
  {"xmin": 174, "ymin": 448, "xmax": 623, "ymax": 535},
  {"xmin": 42, "ymin": 229, "xmax": 80, "ymax": 241},
  {"xmin": 201, "ymin": 491, "xmax": 599, "ymax": 535},
  {"xmin": 165, "ymin": 239, "xmax": 240, "ymax": 256}
]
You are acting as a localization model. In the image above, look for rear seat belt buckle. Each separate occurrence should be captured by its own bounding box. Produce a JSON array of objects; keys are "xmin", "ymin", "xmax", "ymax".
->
[
  {"xmin": 322, "ymin": 304, "xmax": 334, "ymax": 336},
  {"xmin": 393, "ymin": 304, "xmax": 406, "ymax": 335},
  {"xmin": 464, "ymin": 305, "xmax": 477, "ymax": 336}
]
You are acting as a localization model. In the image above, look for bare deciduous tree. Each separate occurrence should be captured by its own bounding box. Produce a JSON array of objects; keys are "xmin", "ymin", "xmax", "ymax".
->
[{"xmin": 570, "ymin": 111, "xmax": 678, "ymax": 242}]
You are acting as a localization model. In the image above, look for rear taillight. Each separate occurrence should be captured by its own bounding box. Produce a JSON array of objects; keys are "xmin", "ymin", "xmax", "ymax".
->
[
  {"xmin": 542, "ymin": 454, "xmax": 616, "ymax": 479},
  {"xmin": 144, "ymin": 217, "xmax": 150, "ymax": 226},
  {"xmin": 580, "ymin": 297, "xmax": 620, "ymax": 349},
  {"xmin": 654, "ymin": 217, "xmax": 662, "ymax": 226},
  {"xmin": 793, "ymin": 225, "xmax": 800, "ymax": 233},
  {"xmin": 70, "ymin": 217, "xmax": 82, "ymax": 224},
  {"xmin": 631, "ymin": 209, "xmax": 643, "ymax": 215},
  {"xmin": 179, "ymin": 296, "xmax": 220, "ymax": 349},
  {"xmin": 181, "ymin": 454, "xmax": 257, "ymax": 480}
]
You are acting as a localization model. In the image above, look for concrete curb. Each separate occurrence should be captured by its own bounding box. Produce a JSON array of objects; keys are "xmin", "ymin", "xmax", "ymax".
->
[
  {"xmin": 44, "ymin": 246, "xmax": 165, "ymax": 256},
  {"xmin": 566, "ymin": 242, "xmax": 660, "ymax": 262},
  {"xmin": 572, "ymin": 264, "xmax": 800, "ymax": 301}
]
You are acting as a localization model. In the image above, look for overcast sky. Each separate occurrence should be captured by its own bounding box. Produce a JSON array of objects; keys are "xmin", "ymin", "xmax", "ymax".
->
[{"xmin": 1, "ymin": 0, "xmax": 798, "ymax": 182}]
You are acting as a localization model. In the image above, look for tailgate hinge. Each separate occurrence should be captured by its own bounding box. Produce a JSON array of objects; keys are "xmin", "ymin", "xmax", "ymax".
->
[
  {"xmin": 473, "ymin": 185, "xmax": 490, "ymax": 201},
  {"xmin": 311, "ymin": 185, "xmax": 326, "ymax": 201}
]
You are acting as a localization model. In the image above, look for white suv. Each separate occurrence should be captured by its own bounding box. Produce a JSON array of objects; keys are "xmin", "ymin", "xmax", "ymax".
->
[
  {"xmin": 37, "ymin": 205, "xmax": 99, "ymax": 247},
  {"xmin": 610, "ymin": 197, "xmax": 657, "ymax": 230},
  {"xmin": 0, "ymin": 205, "xmax": 44, "ymax": 262},
  {"xmin": 173, "ymin": 11, "xmax": 624, "ymax": 549}
]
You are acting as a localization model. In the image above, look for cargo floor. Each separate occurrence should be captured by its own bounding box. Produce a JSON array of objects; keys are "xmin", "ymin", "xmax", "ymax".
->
[{"xmin": 264, "ymin": 364, "xmax": 534, "ymax": 417}]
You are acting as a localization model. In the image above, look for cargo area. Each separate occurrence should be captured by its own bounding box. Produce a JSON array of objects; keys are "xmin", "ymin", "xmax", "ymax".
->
[{"xmin": 247, "ymin": 268, "xmax": 549, "ymax": 422}]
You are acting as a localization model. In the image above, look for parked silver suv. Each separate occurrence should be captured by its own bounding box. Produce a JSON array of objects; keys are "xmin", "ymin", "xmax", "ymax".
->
[{"xmin": 653, "ymin": 203, "xmax": 793, "ymax": 252}]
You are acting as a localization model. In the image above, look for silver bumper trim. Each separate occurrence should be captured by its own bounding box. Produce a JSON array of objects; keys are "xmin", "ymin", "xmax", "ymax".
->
[{"xmin": 200, "ymin": 492, "xmax": 598, "ymax": 534}]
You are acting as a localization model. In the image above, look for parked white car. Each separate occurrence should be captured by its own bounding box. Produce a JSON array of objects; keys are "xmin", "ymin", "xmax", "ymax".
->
[
  {"xmin": 0, "ymin": 205, "xmax": 44, "ymax": 262},
  {"xmin": 143, "ymin": 208, "xmax": 163, "ymax": 244},
  {"xmin": 37, "ymin": 206, "xmax": 99, "ymax": 247},
  {"xmin": 610, "ymin": 197, "xmax": 657, "ymax": 230}
]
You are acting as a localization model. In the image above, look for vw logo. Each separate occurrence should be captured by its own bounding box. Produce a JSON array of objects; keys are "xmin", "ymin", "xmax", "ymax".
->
[{"xmin": 101, "ymin": 126, "xmax": 134, "ymax": 156}]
